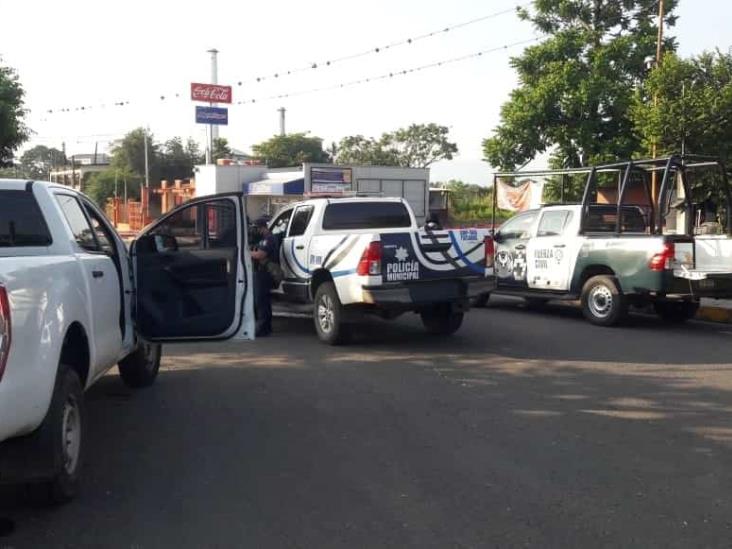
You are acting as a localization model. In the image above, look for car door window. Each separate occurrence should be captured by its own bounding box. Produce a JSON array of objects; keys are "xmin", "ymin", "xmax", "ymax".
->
[
  {"xmin": 82, "ymin": 203, "xmax": 117, "ymax": 256},
  {"xmin": 536, "ymin": 210, "xmax": 572, "ymax": 237},
  {"xmin": 207, "ymin": 201, "xmax": 238, "ymax": 249},
  {"xmin": 270, "ymin": 209, "xmax": 293, "ymax": 238},
  {"xmin": 498, "ymin": 212, "xmax": 537, "ymax": 240},
  {"xmin": 288, "ymin": 205, "xmax": 314, "ymax": 237},
  {"xmin": 55, "ymin": 194, "xmax": 98, "ymax": 252},
  {"xmin": 150, "ymin": 201, "xmax": 238, "ymax": 251},
  {"xmin": 152, "ymin": 204, "xmax": 203, "ymax": 250}
]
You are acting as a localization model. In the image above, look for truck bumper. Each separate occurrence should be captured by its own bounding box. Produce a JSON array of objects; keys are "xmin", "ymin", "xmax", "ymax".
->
[
  {"xmin": 668, "ymin": 271, "xmax": 732, "ymax": 298},
  {"xmin": 362, "ymin": 277, "xmax": 496, "ymax": 308}
]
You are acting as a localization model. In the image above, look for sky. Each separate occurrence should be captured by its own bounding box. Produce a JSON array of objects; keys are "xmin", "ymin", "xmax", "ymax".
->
[{"xmin": 2, "ymin": 0, "xmax": 731, "ymax": 185}]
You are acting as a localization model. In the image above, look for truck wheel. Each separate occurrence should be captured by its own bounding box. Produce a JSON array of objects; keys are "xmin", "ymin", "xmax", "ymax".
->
[
  {"xmin": 581, "ymin": 275, "xmax": 627, "ymax": 326},
  {"xmin": 314, "ymin": 282, "xmax": 348, "ymax": 345},
  {"xmin": 654, "ymin": 300, "xmax": 699, "ymax": 323},
  {"xmin": 34, "ymin": 365, "xmax": 85, "ymax": 505},
  {"xmin": 473, "ymin": 293, "xmax": 490, "ymax": 308},
  {"xmin": 118, "ymin": 340, "xmax": 161, "ymax": 388},
  {"xmin": 420, "ymin": 305, "xmax": 464, "ymax": 336}
]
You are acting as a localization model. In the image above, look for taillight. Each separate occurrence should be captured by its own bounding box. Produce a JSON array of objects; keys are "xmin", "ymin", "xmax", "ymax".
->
[
  {"xmin": 0, "ymin": 285, "xmax": 11, "ymax": 383},
  {"xmin": 357, "ymin": 241, "xmax": 382, "ymax": 276},
  {"xmin": 484, "ymin": 236, "xmax": 495, "ymax": 268},
  {"xmin": 649, "ymin": 242, "xmax": 675, "ymax": 272}
]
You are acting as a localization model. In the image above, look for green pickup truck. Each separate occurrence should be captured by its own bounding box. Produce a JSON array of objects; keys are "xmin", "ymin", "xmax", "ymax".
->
[{"xmin": 483, "ymin": 155, "xmax": 732, "ymax": 326}]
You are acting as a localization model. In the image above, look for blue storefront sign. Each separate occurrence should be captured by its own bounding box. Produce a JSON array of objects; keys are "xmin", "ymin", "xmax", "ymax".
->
[{"xmin": 195, "ymin": 106, "xmax": 228, "ymax": 125}]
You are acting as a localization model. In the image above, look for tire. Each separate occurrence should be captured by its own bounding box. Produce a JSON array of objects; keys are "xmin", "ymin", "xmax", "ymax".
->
[
  {"xmin": 654, "ymin": 300, "xmax": 699, "ymax": 323},
  {"xmin": 420, "ymin": 305, "xmax": 464, "ymax": 336},
  {"xmin": 34, "ymin": 365, "xmax": 85, "ymax": 505},
  {"xmin": 580, "ymin": 275, "xmax": 628, "ymax": 327},
  {"xmin": 313, "ymin": 282, "xmax": 348, "ymax": 345},
  {"xmin": 118, "ymin": 340, "xmax": 162, "ymax": 388},
  {"xmin": 524, "ymin": 297, "xmax": 549, "ymax": 310},
  {"xmin": 473, "ymin": 293, "xmax": 490, "ymax": 308}
]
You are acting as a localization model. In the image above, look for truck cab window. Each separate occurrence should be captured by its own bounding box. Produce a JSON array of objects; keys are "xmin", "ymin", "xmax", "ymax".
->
[
  {"xmin": 270, "ymin": 209, "xmax": 293, "ymax": 238},
  {"xmin": 288, "ymin": 206, "xmax": 314, "ymax": 237},
  {"xmin": 0, "ymin": 190, "xmax": 52, "ymax": 247},
  {"xmin": 498, "ymin": 212, "xmax": 537, "ymax": 240},
  {"xmin": 537, "ymin": 210, "xmax": 572, "ymax": 237},
  {"xmin": 83, "ymin": 203, "xmax": 116, "ymax": 256},
  {"xmin": 55, "ymin": 194, "xmax": 98, "ymax": 252}
]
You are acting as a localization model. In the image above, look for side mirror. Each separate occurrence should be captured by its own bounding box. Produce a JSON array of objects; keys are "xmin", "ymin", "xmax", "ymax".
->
[{"xmin": 493, "ymin": 231, "xmax": 504, "ymax": 243}]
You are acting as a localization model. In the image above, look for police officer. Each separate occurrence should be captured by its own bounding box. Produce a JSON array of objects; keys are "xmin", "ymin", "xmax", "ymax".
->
[{"xmin": 251, "ymin": 217, "xmax": 279, "ymax": 337}]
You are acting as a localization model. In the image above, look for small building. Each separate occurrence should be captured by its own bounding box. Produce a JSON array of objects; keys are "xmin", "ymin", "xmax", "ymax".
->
[
  {"xmin": 50, "ymin": 153, "xmax": 111, "ymax": 189},
  {"xmin": 194, "ymin": 163, "xmax": 430, "ymax": 224}
]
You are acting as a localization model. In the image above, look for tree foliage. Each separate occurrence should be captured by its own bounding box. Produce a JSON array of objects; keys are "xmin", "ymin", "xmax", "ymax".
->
[
  {"xmin": 19, "ymin": 145, "xmax": 66, "ymax": 180},
  {"xmin": 212, "ymin": 137, "xmax": 232, "ymax": 162},
  {"xmin": 336, "ymin": 124, "xmax": 457, "ymax": 167},
  {"xmin": 432, "ymin": 180, "xmax": 511, "ymax": 225},
  {"xmin": 111, "ymin": 128, "xmax": 160, "ymax": 183},
  {"xmin": 335, "ymin": 135, "xmax": 400, "ymax": 166},
  {"xmin": 0, "ymin": 62, "xmax": 29, "ymax": 166},
  {"xmin": 484, "ymin": 0, "xmax": 678, "ymax": 170},
  {"xmin": 111, "ymin": 129, "xmax": 201, "ymax": 186},
  {"xmin": 252, "ymin": 133, "xmax": 330, "ymax": 168},
  {"xmin": 631, "ymin": 50, "xmax": 732, "ymax": 166},
  {"xmin": 86, "ymin": 169, "xmax": 141, "ymax": 206},
  {"xmin": 160, "ymin": 137, "xmax": 202, "ymax": 181}
]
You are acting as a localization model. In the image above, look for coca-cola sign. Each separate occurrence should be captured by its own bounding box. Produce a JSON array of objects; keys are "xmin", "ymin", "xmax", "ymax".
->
[{"xmin": 190, "ymin": 83, "xmax": 232, "ymax": 104}]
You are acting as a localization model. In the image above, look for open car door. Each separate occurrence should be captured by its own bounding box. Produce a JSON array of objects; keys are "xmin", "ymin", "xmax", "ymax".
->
[{"xmin": 131, "ymin": 194, "xmax": 254, "ymax": 342}]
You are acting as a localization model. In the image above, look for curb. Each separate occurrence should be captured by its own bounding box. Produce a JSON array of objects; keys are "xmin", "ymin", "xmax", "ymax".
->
[{"xmin": 697, "ymin": 306, "xmax": 732, "ymax": 324}]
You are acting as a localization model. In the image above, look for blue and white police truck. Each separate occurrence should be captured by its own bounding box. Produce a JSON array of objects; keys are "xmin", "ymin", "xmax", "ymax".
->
[{"xmin": 267, "ymin": 196, "xmax": 496, "ymax": 344}]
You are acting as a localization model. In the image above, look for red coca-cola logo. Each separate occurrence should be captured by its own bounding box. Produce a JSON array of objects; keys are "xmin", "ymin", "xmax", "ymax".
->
[{"xmin": 190, "ymin": 83, "xmax": 232, "ymax": 103}]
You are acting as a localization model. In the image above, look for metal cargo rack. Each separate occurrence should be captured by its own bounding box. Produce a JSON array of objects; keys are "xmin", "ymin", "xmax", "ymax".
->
[{"xmin": 492, "ymin": 155, "xmax": 732, "ymax": 237}]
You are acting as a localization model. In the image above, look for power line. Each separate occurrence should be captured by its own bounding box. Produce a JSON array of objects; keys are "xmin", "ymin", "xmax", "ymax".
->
[
  {"xmin": 231, "ymin": 5, "xmax": 524, "ymax": 86},
  {"xmin": 36, "ymin": 38, "xmax": 537, "ymax": 118},
  {"xmin": 34, "ymin": 6, "xmax": 526, "ymax": 116},
  {"xmin": 234, "ymin": 38, "xmax": 539, "ymax": 105}
]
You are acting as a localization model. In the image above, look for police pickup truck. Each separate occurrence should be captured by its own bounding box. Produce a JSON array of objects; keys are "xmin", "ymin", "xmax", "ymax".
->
[
  {"xmin": 483, "ymin": 156, "xmax": 732, "ymax": 326},
  {"xmin": 267, "ymin": 197, "xmax": 496, "ymax": 344}
]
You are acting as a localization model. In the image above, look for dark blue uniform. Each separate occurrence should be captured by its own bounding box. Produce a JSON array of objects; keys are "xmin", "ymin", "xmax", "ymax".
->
[{"xmin": 254, "ymin": 234, "xmax": 278, "ymax": 336}]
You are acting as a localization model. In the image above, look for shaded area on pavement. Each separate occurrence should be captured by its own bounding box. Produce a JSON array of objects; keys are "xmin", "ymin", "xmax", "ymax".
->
[{"xmin": 1, "ymin": 298, "xmax": 731, "ymax": 547}]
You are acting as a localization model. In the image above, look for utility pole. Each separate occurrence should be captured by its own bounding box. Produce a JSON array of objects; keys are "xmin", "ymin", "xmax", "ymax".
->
[
  {"xmin": 651, "ymin": 0, "xmax": 665, "ymax": 203},
  {"xmin": 278, "ymin": 107, "xmax": 286, "ymax": 136},
  {"xmin": 208, "ymin": 48, "xmax": 219, "ymax": 164},
  {"xmin": 143, "ymin": 129, "xmax": 150, "ymax": 188}
]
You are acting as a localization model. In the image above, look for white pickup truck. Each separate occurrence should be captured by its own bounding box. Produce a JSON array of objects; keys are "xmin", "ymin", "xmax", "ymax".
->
[
  {"xmin": 0, "ymin": 180, "xmax": 254, "ymax": 502},
  {"xmin": 266, "ymin": 197, "xmax": 496, "ymax": 344}
]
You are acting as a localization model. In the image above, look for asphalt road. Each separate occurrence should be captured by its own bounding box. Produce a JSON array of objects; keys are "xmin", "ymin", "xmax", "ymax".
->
[{"xmin": 2, "ymin": 297, "xmax": 732, "ymax": 548}]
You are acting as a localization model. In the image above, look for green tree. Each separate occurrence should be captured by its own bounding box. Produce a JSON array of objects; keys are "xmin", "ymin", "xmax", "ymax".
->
[
  {"xmin": 111, "ymin": 128, "xmax": 160, "ymax": 183},
  {"xmin": 0, "ymin": 61, "xmax": 29, "ymax": 166},
  {"xmin": 159, "ymin": 137, "xmax": 200, "ymax": 181},
  {"xmin": 484, "ymin": 0, "xmax": 678, "ymax": 170},
  {"xmin": 19, "ymin": 145, "xmax": 66, "ymax": 180},
  {"xmin": 386, "ymin": 123, "xmax": 458, "ymax": 167},
  {"xmin": 336, "ymin": 124, "xmax": 457, "ymax": 167},
  {"xmin": 85, "ymin": 168, "xmax": 141, "ymax": 207},
  {"xmin": 212, "ymin": 137, "xmax": 232, "ymax": 162},
  {"xmin": 334, "ymin": 135, "xmax": 400, "ymax": 166},
  {"xmin": 632, "ymin": 50, "xmax": 732, "ymax": 165},
  {"xmin": 252, "ymin": 133, "xmax": 330, "ymax": 168}
]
